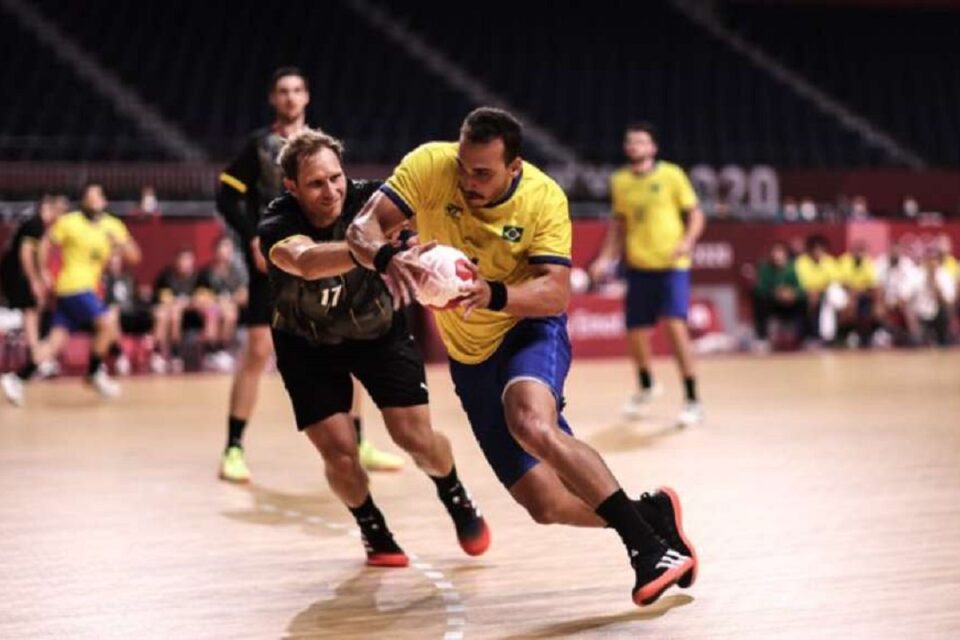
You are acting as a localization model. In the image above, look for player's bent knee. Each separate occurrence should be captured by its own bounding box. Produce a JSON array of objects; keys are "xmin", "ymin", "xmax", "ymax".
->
[{"xmin": 507, "ymin": 413, "xmax": 557, "ymax": 459}]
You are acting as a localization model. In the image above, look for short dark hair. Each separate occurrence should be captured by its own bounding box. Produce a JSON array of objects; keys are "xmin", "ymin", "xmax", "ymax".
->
[
  {"xmin": 806, "ymin": 234, "xmax": 829, "ymax": 252},
  {"xmin": 626, "ymin": 121, "xmax": 657, "ymax": 141},
  {"xmin": 460, "ymin": 107, "xmax": 523, "ymax": 163},
  {"xmin": 270, "ymin": 66, "xmax": 309, "ymax": 92},
  {"xmin": 278, "ymin": 127, "xmax": 344, "ymax": 181}
]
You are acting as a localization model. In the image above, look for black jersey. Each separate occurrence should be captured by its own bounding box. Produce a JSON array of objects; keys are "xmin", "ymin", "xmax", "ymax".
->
[
  {"xmin": 0, "ymin": 213, "xmax": 44, "ymax": 280},
  {"xmin": 217, "ymin": 126, "xmax": 288, "ymax": 244},
  {"xmin": 153, "ymin": 267, "xmax": 198, "ymax": 303},
  {"xmin": 197, "ymin": 262, "xmax": 246, "ymax": 296},
  {"xmin": 258, "ymin": 179, "xmax": 393, "ymax": 346}
]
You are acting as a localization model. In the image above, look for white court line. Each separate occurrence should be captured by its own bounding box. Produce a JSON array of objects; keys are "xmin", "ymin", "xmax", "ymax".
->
[{"xmin": 256, "ymin": 503, "xmax": 467, "ymax": 638}]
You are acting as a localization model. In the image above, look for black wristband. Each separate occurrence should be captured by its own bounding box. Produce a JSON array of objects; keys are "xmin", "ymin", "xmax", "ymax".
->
[
  {"xmin": 373, "ymin": 243, "xmax": 400, "ymax": 274},
  {"xmin": 487, "ymin": 280, "xmax": 508, "ymax": 311}
]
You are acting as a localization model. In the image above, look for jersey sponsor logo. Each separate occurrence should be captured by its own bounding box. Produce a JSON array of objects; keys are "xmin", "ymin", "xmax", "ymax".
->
[
  {"xmin": 502, "ymin": 225, "xmax": 524, "ymax": 243},
  {"xmin": 445, "ymin": 203, "xmax": 463, "ymax": 219}
]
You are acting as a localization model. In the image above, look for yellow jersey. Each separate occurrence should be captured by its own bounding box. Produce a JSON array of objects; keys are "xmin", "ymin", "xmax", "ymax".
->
[
  {"xmin": 838, "ymin": 254, "xmax": 878, "ymax": 292},
  {"xmin": 794, "ymin": 254, "xmax": 840, "ymax": 294},
  {"xmin": 384, "ymin": 142, "xmax": 571, "ymax": 364},
  {"xmin": 49, "ymin": 211, "xmax": 130, "ymax": 295},
  {"xmin": 943, "ymin": 254, "xmax": 959, "ymax": 280},
  {"xmin": 610, "ymin": 161, "xmax": 698, "ymax": 270}
]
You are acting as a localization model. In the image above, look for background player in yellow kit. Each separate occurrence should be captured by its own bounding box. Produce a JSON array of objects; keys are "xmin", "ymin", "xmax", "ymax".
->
[
  {"xmin": 1, "ymin": 183, "xmax": 140, "ymax": 406},
  {"xmin": 590, "ymin": 123, "xmax": 706, "ymax": 427}
]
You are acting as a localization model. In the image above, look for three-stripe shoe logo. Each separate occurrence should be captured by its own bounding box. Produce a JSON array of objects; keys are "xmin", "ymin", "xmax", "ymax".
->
[{"xmin": 655, "ymin": 549, "xmax": 689, "ymax": 570}]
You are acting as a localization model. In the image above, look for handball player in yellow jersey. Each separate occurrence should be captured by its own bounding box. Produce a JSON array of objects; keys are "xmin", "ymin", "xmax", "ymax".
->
[
  {"xmin": 348, "ymin": 108, "xmax": 698, "ymax": 606},
  {"xmin": 590, "ymin": 123, "xmax": 706, "ymax": 427},
  {"xmin": 1, "ymin": 184, "xmax": 140, "ymax": 406}
]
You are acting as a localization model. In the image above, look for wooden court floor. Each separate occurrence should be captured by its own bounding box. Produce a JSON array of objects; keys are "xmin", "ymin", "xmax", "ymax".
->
[{"xmin": 1, "ymin": 350, "xmax": 959, "ymax": 639}]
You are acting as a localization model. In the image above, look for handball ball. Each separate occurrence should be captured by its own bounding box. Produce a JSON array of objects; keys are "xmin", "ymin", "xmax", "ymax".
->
[{"xmin": 416, "ymin": 245, "xmax": 476, "ymax": 309}]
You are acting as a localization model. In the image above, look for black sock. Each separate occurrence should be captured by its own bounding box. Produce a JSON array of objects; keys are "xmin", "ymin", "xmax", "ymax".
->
[
  {"xmin": 348, "ymin": 493, "xmax": 381, "ymax": 524},
  {"xmin": 431, "ymin": 465, "xmax": 461, "ymax": 496},
  {"xmin": 683, "ymin": 377, "xmax": 698, "ymax": 403},
  {"xmin": 17, "ymin": 359, "xmax": 38, "ymax": 381},
  {"xmin": 227, "ymin": 415, "xmax": 247, "ymax": 450},
  {"xmin": 87, "ymin": 354, "xmax": 103, "ymax": 377},
  {"xmin": 108, "ymin": 342, "xmax": 123, "ymax": 359},
  {"xmin": 353, "ymin": 416, "xmax": 363, "ymax": 443},
  {"xmin": 595, "ymin": 489, "xmax": 661, "ymax": 554},
  {"xmin": 639, "ymin": 369, "xmax": 653, "ymax": 390}
]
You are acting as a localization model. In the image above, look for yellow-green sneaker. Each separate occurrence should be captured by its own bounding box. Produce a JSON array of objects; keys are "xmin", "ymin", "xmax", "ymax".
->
[
  {"xmin": 219, "ymin": 446, "xmax": 251, "ymax": 483},
  {"xmin": 358, "ymin": 439, "xmax": 404, "ymax": 472}
]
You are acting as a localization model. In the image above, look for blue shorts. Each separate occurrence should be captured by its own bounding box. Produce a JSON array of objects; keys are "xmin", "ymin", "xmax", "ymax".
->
[
  {"xmin": 51, "ymin": 291, "xmax": 106, "ymax": 331},
  {"xmin": 449, "ymin": 315, "xmax": 573, "ymax": 488},
  {"xmin": 625, "ymin": 269, "xmax": 690, "ymax": 328}
]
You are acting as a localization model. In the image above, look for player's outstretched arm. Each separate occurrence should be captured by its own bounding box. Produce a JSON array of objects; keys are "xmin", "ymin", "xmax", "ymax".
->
[
  {"xmin": 268, "ymin": 236, "xmax": 355, "ymax": 280},
  {"xmin": 460, "ymin": 263, "xmax": 570, "ymax": 319},
  {"xmin": 589, "ymin": 217, "xmax": 626, "ymax": 283},
  {"xmin": 347, "ymin": 192, "xmax": 435, "ymax": 308}
]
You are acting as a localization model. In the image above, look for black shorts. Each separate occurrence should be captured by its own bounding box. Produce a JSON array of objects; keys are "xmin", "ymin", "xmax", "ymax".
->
[
  {"xmin": 273, "ymin": 315, "xmax": 429, "ymax": 430},
  {"xmin": 0, "ymin": 267, "xmax": 36, "ymax": 309},
  {"xmin": 119, "ymin": 308, "xmax": 154, "ymax": 335},
  {"xmin": 242, "ymin": 252, "xmax": 271, "ymax": 327}
]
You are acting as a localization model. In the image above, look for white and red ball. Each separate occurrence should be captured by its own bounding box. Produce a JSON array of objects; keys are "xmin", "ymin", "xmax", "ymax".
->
[{"xmin": 415, "ymin": 245, "xmax": 475, "ymax": 309}]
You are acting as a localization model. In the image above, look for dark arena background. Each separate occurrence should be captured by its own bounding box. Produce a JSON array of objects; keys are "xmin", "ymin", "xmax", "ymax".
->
[{"xmin": 1, "ymin": 0, "xmax": 959, "ymax": 638}]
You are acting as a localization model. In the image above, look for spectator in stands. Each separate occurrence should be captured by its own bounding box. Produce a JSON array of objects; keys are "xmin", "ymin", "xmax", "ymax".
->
[
  {"xmin": 901, "ymin": 196, "xmax": 920, "ymax": 219},
  {"xmin": 103, "ymin": 253, "xmax": 156, "ymax": 374},
  {"xmin": 787, "ymin": 236, "xmax": 806, "ymax": 263},
  {"xmin": 152, "ymin": 248, "xmax": 201, "ymax": 372},
  {"xmin": 914, "ymin": 250, "xmax": 957, "ymax": 346},
  {"xmin": 935, "ymin": 234, "xmax": 959, "ymax": 280},
  {"xmin": 879, "ymin": 243, "xmax": 922, "ymax": 345},
  {"xmin": 752, "ymin": 242, "xmax": 806, "ymax": 351},
  {"xmin": 132, "ymin": 185, "xmax": 161, "ymax": 218},
  {"xmin": 837, "ymin": 242, "xmax": 879, "ymax": 346},
  {"xmin": 780, "ymin": 197, "xmax": 800, "ymax": 222},
  {"xmin": 799, "ymin": 198, "xmax": 818, "ymax": 222},
  {"xmin": 848, "ymin": 195, "xmax": 870, "ymax": 220},
  {"xmin": 194, "ymin": 235, "xmax": 247, "ymax": 372},
  {"xmin": 794, "ymin": 235, "xmax": 842, "ymax": 343}
]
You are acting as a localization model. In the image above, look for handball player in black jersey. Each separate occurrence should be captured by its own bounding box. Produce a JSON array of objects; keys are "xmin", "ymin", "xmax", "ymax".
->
[{"xmin": 257, "ymin": 127, "xmax": 489, "ymax": 565}]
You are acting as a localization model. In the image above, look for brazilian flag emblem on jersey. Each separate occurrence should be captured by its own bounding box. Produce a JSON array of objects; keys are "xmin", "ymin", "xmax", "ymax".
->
[{"xmin": 502, "ymin": 225, "xmax": 524, "ymax": 242}]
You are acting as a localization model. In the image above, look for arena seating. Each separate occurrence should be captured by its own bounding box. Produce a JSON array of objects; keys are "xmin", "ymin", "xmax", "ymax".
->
[
  {"xmin": 724, "ymin": 3, "xmax": 960, "ymax": 167},
  {"xmin": 0, "ymin": 15, "xmax": 168, "ymax": 161}
]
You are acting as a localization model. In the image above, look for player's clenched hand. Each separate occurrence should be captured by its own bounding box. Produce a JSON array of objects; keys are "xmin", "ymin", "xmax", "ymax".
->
[
  {"xmin": 458, "ymin": 276, "xmax": 491, "ymax": 319},
  {"xmin": 383, "ymin": 242, "xmax": 437, "ymax": 309},
  {"xmin": 672, "ymin": 237, "xmax": 694, "ymax": 260}
]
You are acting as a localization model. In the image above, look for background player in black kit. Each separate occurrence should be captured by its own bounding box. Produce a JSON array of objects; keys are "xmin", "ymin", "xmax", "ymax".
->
[
  {"xmin": 258, "ymin": 127, "xmax": 490, "ymax": 565},
  {"xmin": 215, "ymin": 67, "xmax": 400, "ymax": 481},
  {"xmin": 0, "ymin": 194, "xmax": 68, "ymax": 359}
]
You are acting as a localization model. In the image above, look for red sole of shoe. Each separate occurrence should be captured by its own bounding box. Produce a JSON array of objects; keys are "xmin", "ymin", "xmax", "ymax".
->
[
  {"xmin": 658, "ymin": 486, "xmax": 698, "ymax": 588},
  {"xmin": 632, "ymin": 558, "xmax": 693, "ymax": 607},
  {"xmin": 366, "ymin": 553, "xmax": 409, "ymax": 568},
  {"xmin": 459, "ymin": 520, "xmax": 491, "ymax": 556}
]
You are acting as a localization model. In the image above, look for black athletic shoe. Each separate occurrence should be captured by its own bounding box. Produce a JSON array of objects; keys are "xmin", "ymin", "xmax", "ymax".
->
[
  {"xmin": 630, "ymin": 544, "xmax": 693, "ymax": 606},
  {"xmin": 357, "ymin": 515, "xmax": 408, "ymax": 567},
  {"xmin": 438, "ymin": 481, "xmax": 491, "ymax": 556},
  {"xmin": 635, "ymin": 487, "xmax": 699, "ymax": 588}
]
